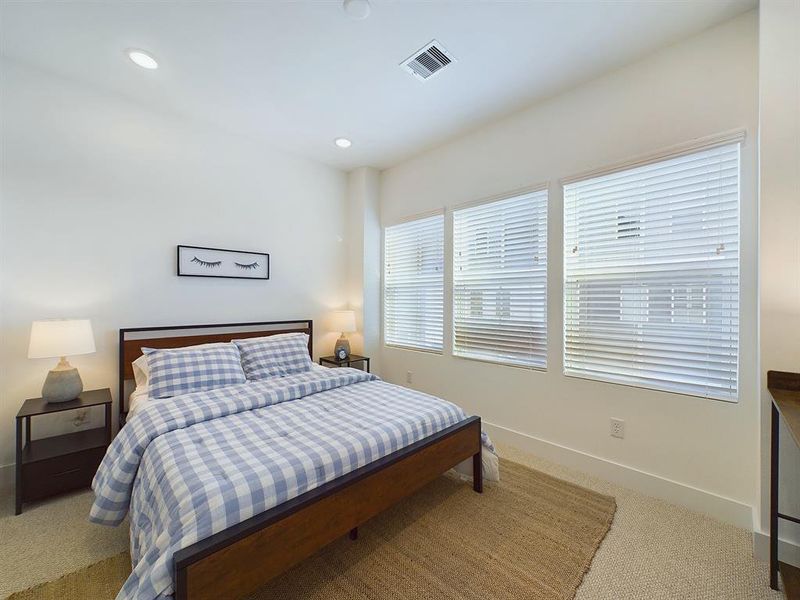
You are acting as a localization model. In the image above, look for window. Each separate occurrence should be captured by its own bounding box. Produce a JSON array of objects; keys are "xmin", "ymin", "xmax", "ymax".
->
[
  {"xmin": 563, "ymin": 142, "xmax": 740, "ymax": 401},
  {"xmin": 453, "ymin": 190, "xmax": 548, "ymax": 367},
  {"xmin": 383, "ymin": 213, "xmax": 444, "ymax": 352}
]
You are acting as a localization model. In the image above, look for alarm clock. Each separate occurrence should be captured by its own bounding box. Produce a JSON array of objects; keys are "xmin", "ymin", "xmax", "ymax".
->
[{"xmin": 336, "ymin": 347, "xmax": 348, "ymax": 361}]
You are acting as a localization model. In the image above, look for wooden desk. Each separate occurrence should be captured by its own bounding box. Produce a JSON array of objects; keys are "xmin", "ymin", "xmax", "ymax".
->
[{"xmin": 768, "ymin": 370, "xmax": 800, "ymax": 598}]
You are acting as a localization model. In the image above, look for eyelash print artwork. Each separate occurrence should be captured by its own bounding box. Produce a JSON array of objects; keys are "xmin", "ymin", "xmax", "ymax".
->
[
  {"xmin": 235, "ymin": 261, "xmax": 259, "ymax": 270},
  {"xmin": 178, "ymin": 245, "xmax": 270, "ymax": 280},
  {"xmin": 191, "ymin": 257, "xmax": 222, "ymax": 268}
]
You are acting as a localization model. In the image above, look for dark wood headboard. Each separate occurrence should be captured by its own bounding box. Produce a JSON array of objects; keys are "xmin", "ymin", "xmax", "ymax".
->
[{"xmin": 118, "ymin": 320, "xmax": 313, "ymax": 425}]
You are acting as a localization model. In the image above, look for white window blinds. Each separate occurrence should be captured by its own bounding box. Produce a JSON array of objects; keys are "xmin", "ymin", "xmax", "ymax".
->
[
  {"xmin": 563, "ymin": 142, "xmax": 740, "ymax": 401},
  {"xmin": 453, "ymin": 190, "xmax": 548, "ymax": 367},
  {"xmin": 384, "ymin": 214, "xmax": 444, "ymax": 352}
]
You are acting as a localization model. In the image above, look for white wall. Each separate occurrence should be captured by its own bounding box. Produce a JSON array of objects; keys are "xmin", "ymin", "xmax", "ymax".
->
[
  {"xmin": 0, "ymin": 59, "xmax": 349, "ymax": 479},
  {"xmin": 379, "ymin": 12, "xmax": 760, "ymax": 527},
  {"xmin": 757, "ymin": 0, "xmax": 800, "ymax": 556}
]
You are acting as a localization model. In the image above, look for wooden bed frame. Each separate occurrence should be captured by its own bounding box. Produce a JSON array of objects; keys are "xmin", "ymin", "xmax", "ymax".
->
[
  {"xmin": 118, "ymin": 320, "xmax": 483, "ymax": 600},
  {"xmin": 118, "ymin": 320, "xmax": 314, "ymax": 425}
]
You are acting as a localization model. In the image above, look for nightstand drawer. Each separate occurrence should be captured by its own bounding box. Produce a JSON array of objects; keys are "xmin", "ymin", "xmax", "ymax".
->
[{"xmin": 21, "ymin": 447, "xmax": 104, "ymax": 502}]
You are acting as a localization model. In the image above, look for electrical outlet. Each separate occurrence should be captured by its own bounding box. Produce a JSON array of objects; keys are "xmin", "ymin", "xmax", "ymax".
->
[
  {"xmin": 406, "ymin": 371, "xmax": 413, "ymax": 384},
  {"xmin": 610, "ymin": 418, "xmax": 625, "ymax": 439}
]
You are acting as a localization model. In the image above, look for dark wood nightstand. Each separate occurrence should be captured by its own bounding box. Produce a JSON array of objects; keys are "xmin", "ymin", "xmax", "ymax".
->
[
  {"xmin": 319, "ymin": 354, "xmax": 370, "ymax": 373},
  {"xmin": 15, "ymin": 388, "xmax": 112, "ymax": 515}
]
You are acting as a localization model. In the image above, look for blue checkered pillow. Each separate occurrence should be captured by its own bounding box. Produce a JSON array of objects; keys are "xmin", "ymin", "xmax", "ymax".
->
[
  {"xmin": 233, "ymin": 333, "xmax": 312, "ymax": 380},
  {"xmin": 144, "ymin": 343, "xmax": 246, "ymax": 399}
]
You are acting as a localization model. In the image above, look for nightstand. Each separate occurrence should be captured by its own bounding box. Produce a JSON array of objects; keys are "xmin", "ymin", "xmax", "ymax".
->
[
  {"xmin": 15, "ymin": 388, "xmax": 112, "ymax": 515},
  {"xmin": 319, "ymin": 354, "xmax": 371, "ymax": 373}
]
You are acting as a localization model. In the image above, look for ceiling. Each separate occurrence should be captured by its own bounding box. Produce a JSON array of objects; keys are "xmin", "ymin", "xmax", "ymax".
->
[{"xmin": 0, "ymin": 0, "xmax": 755, "ymax": 171}]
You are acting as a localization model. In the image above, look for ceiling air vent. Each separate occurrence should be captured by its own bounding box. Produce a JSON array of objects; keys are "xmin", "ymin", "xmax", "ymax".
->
[{"xmin": 400, "ymin": 40, "xmax": 454, "ymax": 81}]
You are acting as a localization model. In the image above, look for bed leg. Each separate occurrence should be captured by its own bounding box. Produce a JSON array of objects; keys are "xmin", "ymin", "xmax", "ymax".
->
[
  {"xmin": 472, "ymin": 451, "xmax": 483, "ymax": 493},
  {"xmin": 349, "ymin": 527, "xmax": 358, "ymax": 540}
]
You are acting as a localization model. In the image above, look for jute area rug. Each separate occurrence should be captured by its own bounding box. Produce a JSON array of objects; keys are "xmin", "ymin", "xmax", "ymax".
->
[{"xmin": 8, "ymin": 460, "xmax": 616, "ymax": 600}]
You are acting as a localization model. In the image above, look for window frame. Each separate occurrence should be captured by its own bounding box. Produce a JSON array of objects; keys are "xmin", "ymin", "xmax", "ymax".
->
[
  {"xmin": 450, "ymin": 185, "xmax": 549, "ymax": 370},
  {"xmin": 561, "ymin": 132, "xmax": 744, "ymax": 402},
  {"xmin": 382, "ymin": 210, "xmax": 445, "ymax": 354}
]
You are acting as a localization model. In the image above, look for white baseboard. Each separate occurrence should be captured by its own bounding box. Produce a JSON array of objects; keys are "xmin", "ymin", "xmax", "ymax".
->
[
  {"xmin": 485, "ymin": 421, "xmax": 753, "ymax": 529},
  {"xmin": 753, "ymin": 529, "xmax": 800, "ymax": 568}
]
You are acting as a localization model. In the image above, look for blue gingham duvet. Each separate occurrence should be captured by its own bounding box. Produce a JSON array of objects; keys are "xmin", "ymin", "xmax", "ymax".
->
[{"xmin": 91, "ymin": 367, "xmax": 493, "ymax": 600}]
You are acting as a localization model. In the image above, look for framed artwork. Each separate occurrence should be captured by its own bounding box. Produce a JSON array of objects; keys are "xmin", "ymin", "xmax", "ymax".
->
[{"xmin": 177, "ymin": 245, "xmax": 270, "ymax": 280}]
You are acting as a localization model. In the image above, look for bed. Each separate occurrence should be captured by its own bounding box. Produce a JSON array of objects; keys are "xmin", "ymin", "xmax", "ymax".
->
[{"xmin": 92, "ymin": 320, "xmax": 495, "ymax": 600}]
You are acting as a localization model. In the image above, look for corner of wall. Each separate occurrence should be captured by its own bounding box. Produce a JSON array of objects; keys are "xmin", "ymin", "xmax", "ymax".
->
[
  {"xmin": 757, "ymin": 0, "xmax": 800, "ymax": 550},
  {"xmin": 346, "ymin": 167, "xmax": 382, "ymax": 374}
]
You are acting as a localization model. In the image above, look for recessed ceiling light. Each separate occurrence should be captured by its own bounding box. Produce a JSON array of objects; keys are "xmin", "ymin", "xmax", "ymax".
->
[
  {"xmin": 127, "ymin": 49, "xmax": 158, "ymax": 70},
  {"xmin": 334, "ymin": 138, "xmax": 352, "ymax": 149},
  {"xmin": 342, "ymin": 0, "xmax": 370, "ymax": 20}
]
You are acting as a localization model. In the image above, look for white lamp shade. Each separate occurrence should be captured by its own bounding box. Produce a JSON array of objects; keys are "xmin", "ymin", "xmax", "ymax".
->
[
  {"xmin": 330, "ymin": 310, "xmax": 357, "ymax": 334},
  {"xmin": 28, "ymin": 319, "xmax": 96, "ymax": 359}
]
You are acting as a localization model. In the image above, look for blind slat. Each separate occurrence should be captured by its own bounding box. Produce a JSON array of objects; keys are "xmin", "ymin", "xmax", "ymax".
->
[
  {"xmin": 384, "ymin": 214, "xmax": 444, "ymax": 352},
  {"xmin": 453, "ymin": 190, "xmax": 548, "ymax": 368},
  {"xmin": 563, "ymin": 143, "xmax": 740, "ymax": 401}
]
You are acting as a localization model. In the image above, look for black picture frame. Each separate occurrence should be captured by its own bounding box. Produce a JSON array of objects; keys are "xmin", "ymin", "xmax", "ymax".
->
[{"xmin": 177, "ymin": 245, "xmax": 270, "ymax": 280}]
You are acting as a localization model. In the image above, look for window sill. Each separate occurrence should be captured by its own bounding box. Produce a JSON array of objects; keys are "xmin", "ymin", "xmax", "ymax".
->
[
  {"xmin": 453, "ymin": 352, "xmax": 547, "ymax": 372},
  {"xmin": 562, "ymin": 369, "xmax": 738, "ymax": 403}
]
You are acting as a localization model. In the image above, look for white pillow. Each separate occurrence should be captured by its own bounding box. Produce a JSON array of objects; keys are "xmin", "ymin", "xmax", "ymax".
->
[{"xmin": 132, "ymin": 354, "xmax": 150, "ymax": 389}]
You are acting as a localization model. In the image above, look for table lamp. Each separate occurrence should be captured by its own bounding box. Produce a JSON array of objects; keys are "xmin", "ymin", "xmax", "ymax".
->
[
  {"xmin": 331, "ymin": 310, "xmax": 356, "ymax": 360},
  {"xmin": 28, "ymin": 319, "xmax": 96, "ymax": 403}
]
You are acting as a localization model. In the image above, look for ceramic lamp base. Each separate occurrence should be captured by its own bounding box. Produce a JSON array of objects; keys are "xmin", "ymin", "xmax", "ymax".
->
[
  {"xmin": 42, "ymin": 367, "xmax": 83, "ymax": 403},
  {"xmin": 334, "ymin": 336, "xmax": 351, "ymax": 359}
]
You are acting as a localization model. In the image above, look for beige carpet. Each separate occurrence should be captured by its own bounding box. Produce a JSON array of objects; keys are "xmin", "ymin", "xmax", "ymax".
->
[
  {"xmin": 5, "ymin": 553, "xmax": 130, "ymax": 600},
  {"xmin": 499, "ymin": 445, "xmax": 785, "ymax": 600},
  {"xmin": 6, "ymin": 460, "xmax": 615, "ymax": 600}
]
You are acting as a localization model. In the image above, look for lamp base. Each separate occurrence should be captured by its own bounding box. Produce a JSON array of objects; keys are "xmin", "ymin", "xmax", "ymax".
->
[
  {"xmin": 42, "ymin": 367, "xmax": 83, "ymax": 403},
  {"xmin": 334, "ymin": 336, "xmax": 351, "ymax": 360}
]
